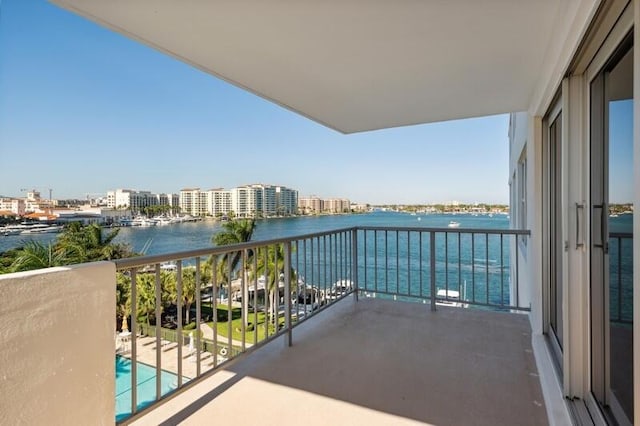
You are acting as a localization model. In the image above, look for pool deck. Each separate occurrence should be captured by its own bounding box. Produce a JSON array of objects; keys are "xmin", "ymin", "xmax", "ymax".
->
[{"xmin": 117, "ymin": 335, "xmax": 223, "ymax": 380}]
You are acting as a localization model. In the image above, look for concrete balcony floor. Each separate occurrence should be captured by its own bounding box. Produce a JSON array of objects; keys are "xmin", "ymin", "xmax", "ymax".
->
[{"xmin": 132, "ymin": 298, "xmax": 548, "ymax": 426}]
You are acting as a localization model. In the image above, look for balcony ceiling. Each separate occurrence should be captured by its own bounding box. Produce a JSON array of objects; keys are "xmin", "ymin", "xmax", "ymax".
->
[{"xmin": 51, "ymin": 1, "xmax": 587, "ymax": 133}]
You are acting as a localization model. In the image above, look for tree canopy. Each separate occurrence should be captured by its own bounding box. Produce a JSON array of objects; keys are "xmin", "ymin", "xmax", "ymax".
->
[{"xmin": 1, "ymin": 223, "xmax": 135, "ymax": 273}]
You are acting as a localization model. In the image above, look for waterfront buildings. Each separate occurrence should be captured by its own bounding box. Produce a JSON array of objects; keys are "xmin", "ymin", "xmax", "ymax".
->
[
  {"xmin": 5, "ymin": 1, "xmax": 640, "ymax": 425},
  {"xmin": 180, "ymin": 184, "xmax": 298, "ymax": 217},
  {"xmin": 298, "ymin": 196, "xmax": 351, "ymax": 214},
  {"xmin": 106, "ymin": 189, "xmax": 179, "ymax": 214}
]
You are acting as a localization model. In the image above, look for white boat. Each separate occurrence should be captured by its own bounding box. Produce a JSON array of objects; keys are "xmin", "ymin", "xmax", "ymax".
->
[
  {"xmin": 326, "ymin": 279, "xmax": 352, "ymax": 300},
  {"xmin": 436, "ymin": 289, "xmax": 467, "ymax": 308},
  {"xmin": 448, "ymin": 221, "xmax": 460, "ymax": 228},
  {"xmin": 0, "ymin": 226, "xmax": 23, "ymax": 236},
  {"xmin": 20, "ymin": 224, "xmax": 63, "ymax": 234},
  {"xmin": 131, "ymin": 216, "xmax": 157, "ymax": 227},
  {"xmin": 154, "ymin": 216, "xmax": 173, "ymax": 226}
]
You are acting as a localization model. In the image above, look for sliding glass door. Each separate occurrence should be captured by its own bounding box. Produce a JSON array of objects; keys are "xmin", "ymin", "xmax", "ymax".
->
[{"xmin": 590, "ymin": 36, "xmax": 633, "ymax": 425}]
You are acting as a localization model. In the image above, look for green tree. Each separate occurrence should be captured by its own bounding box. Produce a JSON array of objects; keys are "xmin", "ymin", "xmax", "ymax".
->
[
  {"xmin": 166, "ymin": 266, "xmax": 199, "ymax": 324},
  {"xmin": 57, "ymin": 222, "xmax": 130, "ymax": 263},
  {"xmin": 136, "ymin": 273, "xmax": 158, "ymax": 326},
  {"xmin": 212, "ymin": 219, "xmax": 256, "ymax": 325},
  {"xmin": 254, "ymin": 244, "xmax": 296, "ymax": 325},
  {"xmin": 9, "ymin": 241, "xmax": 66, "ymax": 272},
  {"xmin": 116, "ymin": 272, "xmax": 131, "ymax": 331}
]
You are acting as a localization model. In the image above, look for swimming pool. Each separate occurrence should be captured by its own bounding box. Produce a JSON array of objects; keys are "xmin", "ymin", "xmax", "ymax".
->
[{"xmin": 115, "ymin": 356, "xmax": 186, "ymax": 421}]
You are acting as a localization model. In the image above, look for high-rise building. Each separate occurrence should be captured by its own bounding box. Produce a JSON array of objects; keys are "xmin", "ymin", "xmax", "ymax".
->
[
  {"xmin": 179, "ymin": 188, "xmax": 208, "ymax": 216},
  {"xmin": 299, "ymin": 196, "xmax": 348, "ymax": 214},
  {"xmin": 206, "ymin": 189, "xmax": 232, "ymax": 217},
  {"xmin": 106, "ymin": 189, "xmax": 159, "ymax": 213},
  {"xmin": 231, "ymin": 184, "xmax": 298, "ymax": 217}
]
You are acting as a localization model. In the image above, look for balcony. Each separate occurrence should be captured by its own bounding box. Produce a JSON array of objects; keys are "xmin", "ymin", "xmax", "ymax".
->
[
  {"xmin": 131, "ymin": 296, "xmax": 546, "ymax": 426},
  {"xmin": 1, "ymin": 226, "xmax": 546, "ymax": 425}
]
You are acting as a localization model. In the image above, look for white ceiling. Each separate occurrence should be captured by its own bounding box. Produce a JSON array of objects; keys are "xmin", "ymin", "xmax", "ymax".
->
[{"xmin": 51, "ymin": 1, "xmax": 588, "ymax": 133}]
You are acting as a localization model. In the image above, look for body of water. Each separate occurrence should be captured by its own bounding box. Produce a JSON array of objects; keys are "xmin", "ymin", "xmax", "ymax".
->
[{"xmin": 0, "ymin": 211, "xmax": 510, "ymax": 255}]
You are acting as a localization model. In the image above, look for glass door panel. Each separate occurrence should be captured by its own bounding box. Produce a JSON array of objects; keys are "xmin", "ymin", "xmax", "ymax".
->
[{"xmin": 590, "ymin": 39, "xmax": 633, "ymax": 425}]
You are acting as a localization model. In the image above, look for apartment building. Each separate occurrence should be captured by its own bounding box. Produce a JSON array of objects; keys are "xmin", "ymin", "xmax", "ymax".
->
[
  {"xmin": 206, "ymin": 188, "xmax": 232, "ymax": 217},
  {"xmin": 179, "ymin": 188, "xmax": 208, "ymax": 216},
  {"xmin": 106, "ymin": 189, "xmax": 159, "ymax": 213},
  {"xmin": 298, "ymin": 196, "xmax": 323, "ymax": 215},
  {"xmin": 230, "ymin": 184, "xmax": 297, "ymax": 217},
  {"xmin": 299, "ymin": 196, "xmax": 349, "ymax": 214},
  {"xmin": 324, "ymin": 198, "xmax": 350, "ymax": 214},
  {"xmin": 0, "ymin": 198, "xmax": 26, "ymax": 216}
]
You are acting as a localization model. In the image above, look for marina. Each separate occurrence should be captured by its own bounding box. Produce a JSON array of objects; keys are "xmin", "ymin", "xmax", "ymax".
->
[{"xmin": 0, "ymin": 211, "xmax": 509, "ymax": 254}]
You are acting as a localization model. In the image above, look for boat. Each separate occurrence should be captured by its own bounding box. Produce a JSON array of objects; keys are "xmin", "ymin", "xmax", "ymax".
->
[
  {"xmin": 1, "ymin": 223, "xmax": 62, "ymax": 235},
  {"xmin": 131, "ymin": 216, "xmax": 157, "ymax": 227},
  {"xmin": 448, "ymin": 221, "xmax": 460, "ymax": 228},
  {"xmin": 0, "ymin": 226, "xmax": 23, "ymax": 236},
  {"xmin": 20, "ymin": 224, "xmax": 63, "ymax": 234},
  {"xmin": 154, "ymin": 216, "xmax": 173, "ymax": 226},
  {"xmin": 326, "ymin": 279, "xmax": 352, "ymax": 300},
  {"xmin": 436, "ymin": 289, "xmax": 467, "ymax": 308}
]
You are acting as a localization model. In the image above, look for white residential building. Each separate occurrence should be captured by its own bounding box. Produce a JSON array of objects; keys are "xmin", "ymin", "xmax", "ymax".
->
[
  {"xmin": 179, "ymin": 188, "xmax": 208, "ymax": 216},
  {"xmin": 0, "ymin": 198, "xmax": 26, "ymax": 216},
  {"xmin": 231, "ymin": 184, "xmax": 298, "ymax": 217},
  {"xmin": 106, "ymin": 189, "xmax": 159, "ymax": 213},
  {"xmin": 206, "ymin": 189, "xmax": 232, "ymax": 217}
]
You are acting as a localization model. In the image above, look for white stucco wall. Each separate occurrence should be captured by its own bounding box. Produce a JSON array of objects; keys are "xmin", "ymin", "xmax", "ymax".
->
[{"xmin": 0, "ymin": 262, "xmax": 115, "ymax": 424}]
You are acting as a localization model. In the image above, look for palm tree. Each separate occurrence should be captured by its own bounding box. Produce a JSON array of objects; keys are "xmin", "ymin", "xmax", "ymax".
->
[
  {"xmin": 136, "ymin": 273, "xmax": 157, "ymax": 327},
  {"xmin": 166, "ymin": 266, "xmax": 199, "ymax": 325},
  {"xmin": 254, "ymin": 244, "xmax": 296, "ymax": 326},
  {"xmin": 212, "ymin": 219, "xmax": 256, "ymax": 326},
  {"xmin": 57, "ymin": 223, "xmax": 128, "ymax": 263},
  {"xmin": 9, "ymin": 241, "xmax": 66, "ymax": 272},
  {"xmin": 116, "ymin": 272, "xmax": 131, "ymax": 332}
]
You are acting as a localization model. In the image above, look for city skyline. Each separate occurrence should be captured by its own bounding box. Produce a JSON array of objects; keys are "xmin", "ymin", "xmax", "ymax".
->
[{"xmin": 1, "ymin": 1, "xmax": 510, "ymax": 205}]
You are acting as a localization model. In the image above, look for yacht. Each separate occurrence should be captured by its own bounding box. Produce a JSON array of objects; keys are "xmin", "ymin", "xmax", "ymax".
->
[
  {"xmin": 436, "ymin": 289, "xmax": 467, "ymax": 308},
  {"xmin": 448, "ymin": 221, "xmax": 460, "ymax": 228},
  {"xmin": 20, "ymin": 224, "xmax": 63, "ymax": 234}
]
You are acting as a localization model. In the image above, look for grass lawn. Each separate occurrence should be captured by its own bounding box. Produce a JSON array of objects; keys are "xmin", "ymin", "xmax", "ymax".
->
[{"xmin": 203, "ymin": 303, "xmax": 285, "ymax": 343}]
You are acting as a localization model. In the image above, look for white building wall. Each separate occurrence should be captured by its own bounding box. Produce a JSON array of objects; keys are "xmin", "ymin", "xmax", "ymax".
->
[{"xmin": 0, "ymin": 198, "xmax": 26, "ymax": 215}]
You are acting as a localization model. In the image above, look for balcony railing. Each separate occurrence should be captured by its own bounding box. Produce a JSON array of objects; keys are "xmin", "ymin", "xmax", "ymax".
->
[
  {"xmin": 113, "ymin": 225, "xmax": 529, "ymax": 424},
  {"xmin": 609, "ymin": 232, "xmax": 633, "ymax": 324}
]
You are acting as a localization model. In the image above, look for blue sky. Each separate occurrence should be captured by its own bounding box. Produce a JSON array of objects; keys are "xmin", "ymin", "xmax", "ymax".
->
[{"xmin": 0, "ymin": 1, "xmax": 510, "ymax": 204}]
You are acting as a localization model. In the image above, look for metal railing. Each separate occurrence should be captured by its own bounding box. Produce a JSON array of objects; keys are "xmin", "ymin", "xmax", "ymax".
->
[
  {"xmin": 609, "ymin": 232, "xmax": 633, "ymax": 324},
  {"xmin": 113, "ymin": 225, "xmax": 528, "ymax": 424},
  {"xmin": 114, "ymin": 227, "xmax": 356, "ymax": 424},
  {"xmin": 356, "ymin": 227, "xmax": 530, "ymax": 311}
]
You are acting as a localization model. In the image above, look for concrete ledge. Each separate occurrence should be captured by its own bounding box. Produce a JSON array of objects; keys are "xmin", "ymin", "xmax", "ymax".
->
[{"xmin": 0, "ymin": 262, "xmax": 116, "ymax": 424}]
